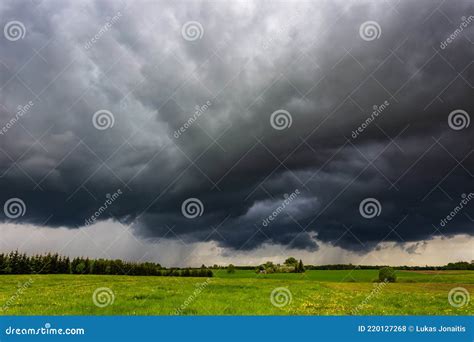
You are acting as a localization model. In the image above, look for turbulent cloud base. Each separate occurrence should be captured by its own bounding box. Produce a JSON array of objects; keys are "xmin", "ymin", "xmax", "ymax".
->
[
  {"xmin": 1, "ymin": 221, "xmax": 473, "ymax": 267},
  {"xmin": 0, "ymin": 0, "xmax": 473, "ymax": 262}
]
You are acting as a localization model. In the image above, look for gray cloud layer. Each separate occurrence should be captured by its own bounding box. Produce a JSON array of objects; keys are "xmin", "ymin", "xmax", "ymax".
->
[{"xmin": 0, "ymin": 0, "xmax": 473, "ymax": 254}]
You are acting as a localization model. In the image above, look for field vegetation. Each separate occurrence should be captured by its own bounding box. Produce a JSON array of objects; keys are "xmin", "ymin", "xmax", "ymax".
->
[
  {"xmin": 0, "ymin": 269, "xmax": 472, "ymax": 315},
  {"xmin": 0, "ymin": 252, "xmax": 472, "ymax": 315}
]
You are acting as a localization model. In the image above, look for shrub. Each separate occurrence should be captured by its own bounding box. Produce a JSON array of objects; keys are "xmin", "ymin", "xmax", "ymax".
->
[
  {"xmin": 378, "ymin": 267, "xmax": 397, "ymax": 282},
  {"xmin": 227, "ymin": 264, "xmax": 235, "ymax": 274}
]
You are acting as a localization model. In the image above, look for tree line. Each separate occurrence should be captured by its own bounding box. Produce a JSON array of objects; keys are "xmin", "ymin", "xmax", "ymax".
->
[
  {"xmin": 0, "ymin": 251, "xmax": 213, "ymax": 277},
  {"xmin": 305, "ymin": 261, "xmax": 474, "ymax": 270},
  {"xmin": 254, "ymin": 257, "xmax": 305, "ymax": 274},
  {"xmin": 221, "ymin": 261, "xmax": 474, "ymax": 271}
]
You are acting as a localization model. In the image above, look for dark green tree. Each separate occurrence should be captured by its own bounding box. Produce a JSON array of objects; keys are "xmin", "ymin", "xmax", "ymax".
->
[
  {"xmin": 298, "ymin": 260, "xmax": 305, "ymax": 273},
  {"xmin": 379, "ymin": 267, "xmax": 397, "ymax": 282},
  {"xmin": 284, "ymin": 257, "xmax": 298, "ymax": 266}
]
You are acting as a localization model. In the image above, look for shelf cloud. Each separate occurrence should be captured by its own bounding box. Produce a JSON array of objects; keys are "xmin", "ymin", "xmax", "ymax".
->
[{"xmin": 0, "ymin": 0, "xmax": 473, "ymax": 260}]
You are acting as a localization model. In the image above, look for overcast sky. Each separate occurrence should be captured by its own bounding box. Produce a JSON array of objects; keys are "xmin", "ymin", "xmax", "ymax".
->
[{"xmin": 0, "ymin": 0, "xmax": 473, "ymax": 266}]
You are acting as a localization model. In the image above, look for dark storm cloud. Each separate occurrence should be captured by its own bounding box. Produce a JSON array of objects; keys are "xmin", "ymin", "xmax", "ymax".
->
[{"xmin": 0, "ymin": 0, "xmax": 473, "ymax": 253}]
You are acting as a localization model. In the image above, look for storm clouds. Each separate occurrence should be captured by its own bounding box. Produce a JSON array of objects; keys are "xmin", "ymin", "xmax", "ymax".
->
[{"xmin": 0, "ymin": 0, "xmax": 473, "ymax": 258}]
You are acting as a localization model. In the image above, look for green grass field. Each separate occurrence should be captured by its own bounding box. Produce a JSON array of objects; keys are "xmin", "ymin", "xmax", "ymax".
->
[
  {"xmin": 216, "ymin": 269, "xmax": 474, "ymax": 283},
  {"xmin": 0, "ymin": 270, "xmax": 472, "ymax": 315}
]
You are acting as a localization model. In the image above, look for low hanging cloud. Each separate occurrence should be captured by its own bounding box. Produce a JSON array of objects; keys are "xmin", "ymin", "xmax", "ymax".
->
[{"xmin": 0, "ymin": 0, "xmax": 473, "ymax": 257}]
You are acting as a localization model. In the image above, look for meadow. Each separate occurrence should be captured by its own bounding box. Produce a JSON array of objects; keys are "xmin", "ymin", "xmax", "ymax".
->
[
  {"xmin": 217, "ymin": 269, "xmax": 474, "ymax": 283},
  {"xmin": 0, "ymin": 270, "xmax": 472, "ymax": 315}
]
